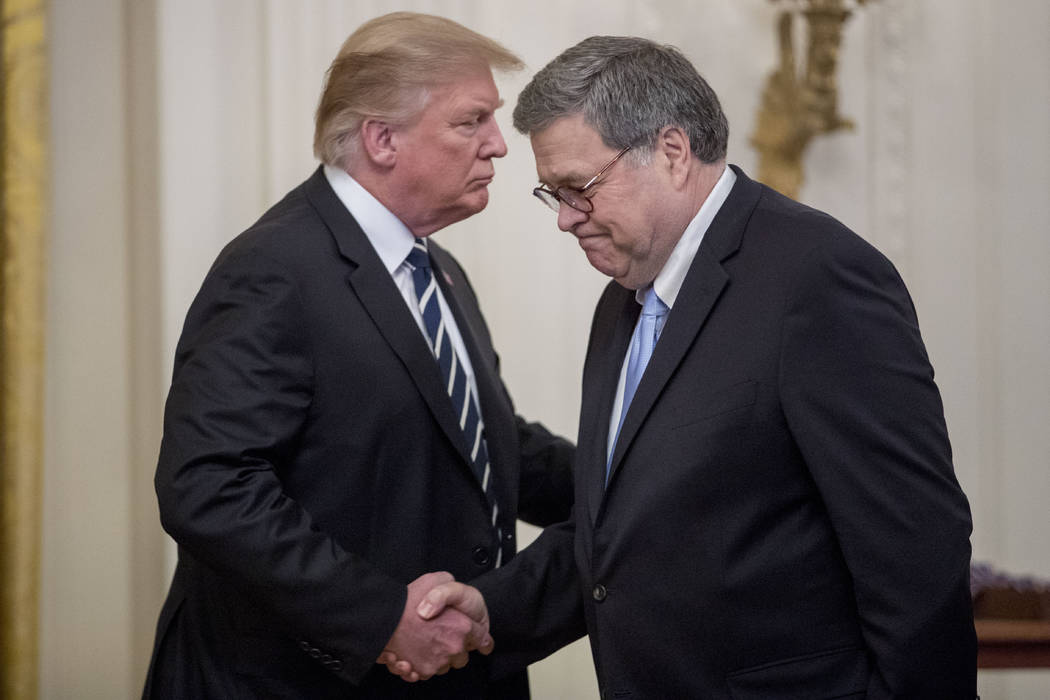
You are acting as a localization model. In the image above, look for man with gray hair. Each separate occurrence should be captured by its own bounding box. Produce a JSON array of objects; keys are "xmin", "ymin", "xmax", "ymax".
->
[
  {"xmin": 143, "ymin": 12, "xmax": 573, "ymax": 699},
  {"xmin": 422, "ymin": 35, "xmax": 977, "ymax": 698}
]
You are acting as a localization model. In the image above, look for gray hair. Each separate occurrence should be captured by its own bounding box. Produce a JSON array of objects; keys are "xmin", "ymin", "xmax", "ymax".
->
[{"xmin": 513, "ymin": 36, "xmax": 728, "ymax": 164}]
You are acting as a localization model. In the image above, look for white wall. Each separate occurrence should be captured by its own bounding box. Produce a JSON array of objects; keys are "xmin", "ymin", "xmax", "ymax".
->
[
  {"xmin": 45, "ymin": 0, "xmax": 131, "ymax": 696},
  {"xmin": 44, "ymin": 0, "xmax": 1049, "ymax": 697}
]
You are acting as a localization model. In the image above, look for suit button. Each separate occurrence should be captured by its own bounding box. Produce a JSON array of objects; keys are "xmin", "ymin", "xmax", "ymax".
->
[
  {"xmin": 472, "ymin": 546, "xmax": 490, "ymax": 566},
  {"xmin": 592, "ymin": 584, "xmax": 607, "ymax": 602},
  {"xmin": 326, "ymin": 659, "xmax": 343, "ymax": 671}
]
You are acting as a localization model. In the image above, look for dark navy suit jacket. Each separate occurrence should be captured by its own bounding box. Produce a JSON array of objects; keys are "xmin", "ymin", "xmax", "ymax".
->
[
  {"xmin": 478, "ymin": 167, "xmax": 976, "ymax": 699},
  {"xmin": 144, "ymin": 167, "xmax": 574, "ymax": 699}
]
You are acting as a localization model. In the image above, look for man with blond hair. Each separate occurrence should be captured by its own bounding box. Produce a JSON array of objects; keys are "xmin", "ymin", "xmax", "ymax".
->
[{"xmin": 143, "ymin": 13, "xmax": 573, "ymax": 699}]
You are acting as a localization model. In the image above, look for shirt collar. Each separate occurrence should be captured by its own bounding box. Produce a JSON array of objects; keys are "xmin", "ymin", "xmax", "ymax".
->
[
  {"xmin": 638, "ymin": 164, "xmax": 737, "ymax": 309},
  {"xmin": 323, "ymin": 164, "xmax": 416, "ymax": 274}
]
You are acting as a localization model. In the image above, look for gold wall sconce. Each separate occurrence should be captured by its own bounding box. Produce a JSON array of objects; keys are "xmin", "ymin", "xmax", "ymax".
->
[{"xmin": 751, "ymin": 0, "xmax": 875, "ymax": 200}]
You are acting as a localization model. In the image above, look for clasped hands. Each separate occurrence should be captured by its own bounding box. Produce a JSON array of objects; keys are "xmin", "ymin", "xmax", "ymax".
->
[{"xmin": 376, "ymin": 571, "xmax": 491, "ymax": 682}]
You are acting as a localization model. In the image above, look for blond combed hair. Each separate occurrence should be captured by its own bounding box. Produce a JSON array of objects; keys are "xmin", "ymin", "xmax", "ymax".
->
[{"xmin": 314, "ymin": 12, "xmax": 523, "ymax": 169}]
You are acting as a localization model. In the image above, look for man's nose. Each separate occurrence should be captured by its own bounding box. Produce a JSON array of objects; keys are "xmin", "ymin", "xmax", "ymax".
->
[
  {"xmin": 481, "ymin": 120, "xmax": 508, "ymax": 159},
  {"xmin": 557, "ymin": 203, "xmax": 588, "ymax": 232}
]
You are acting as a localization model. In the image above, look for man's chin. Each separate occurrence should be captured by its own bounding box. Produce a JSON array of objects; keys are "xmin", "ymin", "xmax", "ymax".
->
[
  {"xmin": 433, "ymin": 194, "xmax": 489, "ymax": 232},
  {"xmin": 459, "ymin": 189, "xmax": 489, "ymax": 216},
  {"xmin": 582, "ymin": 252, "xmax": 639, "ymax": 288},
  {"xmin": 583, "ymin": 249, "xmax": 618, "ymax": 279}
]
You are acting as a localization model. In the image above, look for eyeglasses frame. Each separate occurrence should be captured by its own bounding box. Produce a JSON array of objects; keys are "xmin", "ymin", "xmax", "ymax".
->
[{"xmin": 532, "ymin": 145, "xmax": 632, "ymax": 214}]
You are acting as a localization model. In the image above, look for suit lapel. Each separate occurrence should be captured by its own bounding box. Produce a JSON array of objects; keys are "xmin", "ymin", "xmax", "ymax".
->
[
  {"xmin": 602, "ymin": 166, "xmax": 762, "ymax": 490},
  {"xmin": 603, "ymin": 257, "xmax": 728, "ymax": 486},
  {"xmin": 303, "ymin": 168, "xmax": 477, "ymax": 471},
  {"xmin": 583, "ymin": 288, "xmax": 639, "ymax": 523}
]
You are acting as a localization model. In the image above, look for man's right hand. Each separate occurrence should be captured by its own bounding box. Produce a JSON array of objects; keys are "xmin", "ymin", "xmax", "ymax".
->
[{"xmin": 376, "ymin": 571, "xmax": 493, "ymax": 682}]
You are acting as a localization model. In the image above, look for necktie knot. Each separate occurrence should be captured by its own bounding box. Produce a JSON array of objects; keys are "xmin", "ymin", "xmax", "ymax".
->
[
  {"xmin": 641, "ymin": 287, "xmax": 668, "ymax": 319},
  {"xmin": 405, "ymin": 240, "xmax": 430, "ymax": 271},
  {"xmin": 640, "ymin": 288, "xmax": 669, "ymax": 346}
]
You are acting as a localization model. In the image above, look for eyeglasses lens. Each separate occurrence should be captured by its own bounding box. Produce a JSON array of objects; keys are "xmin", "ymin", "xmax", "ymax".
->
[
  {"xmin": 556, "ymin": 188, "xmax": 592, "ymax": 213},
  {"xmin": 533, "ymin": 189, "xmax": 560, "ymax": 212}
]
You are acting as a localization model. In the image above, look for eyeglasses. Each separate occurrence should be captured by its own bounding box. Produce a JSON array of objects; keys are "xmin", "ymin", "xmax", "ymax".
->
[{"xmin": 532, "ymin": 146, "xmax": 632, "ymax": 214}]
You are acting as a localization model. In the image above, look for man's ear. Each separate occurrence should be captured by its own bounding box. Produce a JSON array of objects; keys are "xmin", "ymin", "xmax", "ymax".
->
[
  {"xmin": 657, "ymin": 125, "xmax": 692, "ymax": 188},
  {"xmin": 359, "ymin": 118, "xmax": 398, "ymax": 168}
]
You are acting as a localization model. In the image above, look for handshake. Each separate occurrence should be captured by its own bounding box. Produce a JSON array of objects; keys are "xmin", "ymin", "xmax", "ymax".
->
[{"xmin": 376, "ymin": 571, "xmax": 492, "ymax": 682}]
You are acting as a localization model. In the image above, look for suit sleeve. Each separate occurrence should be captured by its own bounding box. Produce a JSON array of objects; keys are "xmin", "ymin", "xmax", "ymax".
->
[
  {"xmin": 778, "ymin": 232, "xmax": 976, "ymax": 698},
  {"xmin": 475, "ymin": 515, "xmax": 587, "ymax": 678},
  {"xmin": 514, "ymin": 416, "xmax": 575, "ymax": 527},
  {"xmin": 155, "ymin": 246, "xmax": 404, "ymax": 684}
]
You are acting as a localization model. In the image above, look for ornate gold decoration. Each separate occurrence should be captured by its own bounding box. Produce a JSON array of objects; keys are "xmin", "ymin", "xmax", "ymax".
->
[
  {"xmin": 751, "ymin": 0, "xmax": 875, "ymax": 199},
  {"xmin": 0, "ymin": 0, "xmax": 47, "ymax": 697}
]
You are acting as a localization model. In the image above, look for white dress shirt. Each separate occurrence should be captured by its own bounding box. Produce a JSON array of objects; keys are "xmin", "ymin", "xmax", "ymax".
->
[
  {"xmin": 607, "ymin": 165, "xmax": 737, "ymax": 461},
  {"xmin": 323, "ymin": 165, "xmax": 480, "ymax": 406}
]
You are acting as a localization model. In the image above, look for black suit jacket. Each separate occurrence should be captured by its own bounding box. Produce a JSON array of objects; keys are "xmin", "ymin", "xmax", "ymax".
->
[
  {"xmin": 143, "ymin": 167, "xmax": 574, "ymax": 699},
  {"xmin": 478, "ymin": 167, "xmax": 976, "ymax": 699}
]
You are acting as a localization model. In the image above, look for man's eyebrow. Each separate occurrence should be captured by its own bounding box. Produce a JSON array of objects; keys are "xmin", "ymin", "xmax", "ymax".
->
[
  {"xmin": 539, "ymin": 168, "xmax": 588, "ymax": 189},
  {"xmin": 474, "ymin": 97, "xmax": 505, "ymax": 111},
  {"xmin": 454, "ymin": 98, "xmax": 504, "ymax": 120}
]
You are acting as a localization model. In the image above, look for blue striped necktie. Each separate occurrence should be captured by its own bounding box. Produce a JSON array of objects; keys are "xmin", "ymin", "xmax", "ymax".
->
[{"xmin": 406, "ymin": 240, "xmax": 503, "ymax": 567}]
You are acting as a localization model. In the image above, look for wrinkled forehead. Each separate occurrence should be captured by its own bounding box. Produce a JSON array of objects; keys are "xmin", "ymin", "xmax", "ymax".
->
[
  {"xmin": 529, "ymin": 114, "xmax": 610, "ymax": 186},
  {"xmin": 420, "ymin": 67, "xmax": 502, "ymax": 116}
]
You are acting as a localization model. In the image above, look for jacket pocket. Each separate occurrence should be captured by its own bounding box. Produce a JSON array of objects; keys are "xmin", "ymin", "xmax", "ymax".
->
[{"xmin": 726, "ymin": 645, "xmax": 868, "ymax": 700}]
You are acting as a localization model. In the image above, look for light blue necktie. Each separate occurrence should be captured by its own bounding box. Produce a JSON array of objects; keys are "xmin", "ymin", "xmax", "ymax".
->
[
  {"xmin": 608, "ymin": 287, "xmax": 669, "ymax": 481},
  {"xmin": 406, "ymin": 240, "xmax": 503, "ymax": 566}
]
